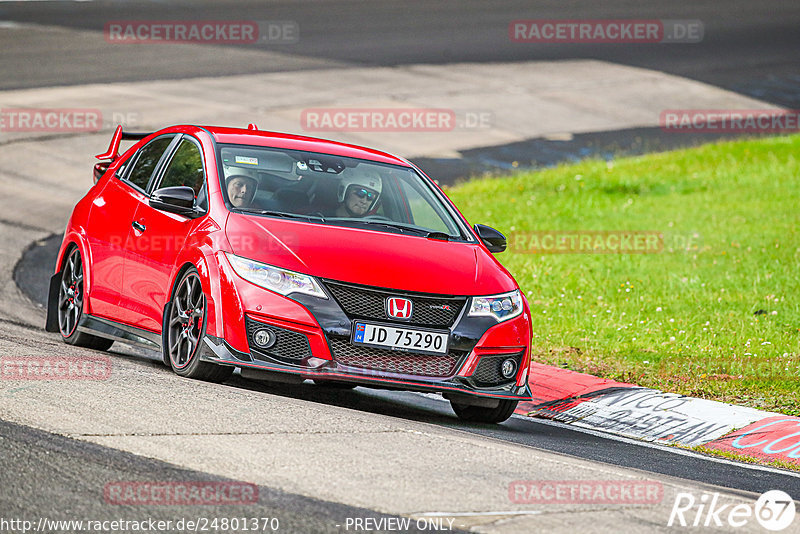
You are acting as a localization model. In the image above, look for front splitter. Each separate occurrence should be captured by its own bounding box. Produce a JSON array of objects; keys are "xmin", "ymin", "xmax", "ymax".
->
[{"xmin": 199, "ymin": 335, "xmax": 532, "ymax": 401}]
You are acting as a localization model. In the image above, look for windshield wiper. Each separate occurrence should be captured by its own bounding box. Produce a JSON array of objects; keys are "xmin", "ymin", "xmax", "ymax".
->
[
  {"xmin": 234, "ymin": 208, "xmax": 325, "ymax": 222},
  {"xmin": 341, "ymin": 219, "xmax": 455, "ymax": 240}
]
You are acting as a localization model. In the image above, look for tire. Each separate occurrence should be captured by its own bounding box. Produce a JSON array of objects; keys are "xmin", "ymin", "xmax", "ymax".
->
[
  {"xmin": 450, "ymin": 399, "xmax": 518, "ymax": 424},
  {"xmin": 312, "ymin": 380, "xmax": 357, "ymax": 389},
  {"xmin": 57, "ymin": 247, "xmax": 114, "ymax": 351},
  {"xmin": 164, "ymin": 267, "xmax": 233, "ymax": 383}
]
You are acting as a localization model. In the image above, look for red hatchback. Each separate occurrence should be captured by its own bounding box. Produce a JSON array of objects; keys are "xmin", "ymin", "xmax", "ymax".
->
[{"xmin": 46, "ymin": 124, "xmax": 532, "ymax": 423}]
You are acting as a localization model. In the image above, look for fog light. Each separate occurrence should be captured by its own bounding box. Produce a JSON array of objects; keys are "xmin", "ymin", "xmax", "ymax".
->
[
  {"xmin": 253, "ymin": 328, "xmax": 276, "ymax": 349},
  {"xmin": 501, "ymin": 358, "xmax": 517, "ymax": 378}
]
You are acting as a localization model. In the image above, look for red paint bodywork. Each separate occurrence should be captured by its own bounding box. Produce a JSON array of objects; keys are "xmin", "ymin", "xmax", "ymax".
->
[
  {"xmin": 224, "ymin": 214, "xmax": 516, "ymax": 295},
  {"xmin": 55, "ymin": 125, "xmax": 532, "ymax": 392}
]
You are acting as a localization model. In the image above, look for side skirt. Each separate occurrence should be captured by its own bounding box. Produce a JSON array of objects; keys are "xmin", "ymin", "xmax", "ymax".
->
[{"xmin": 77, "ymin": 314, "xmax": 162, "ymax": 350}]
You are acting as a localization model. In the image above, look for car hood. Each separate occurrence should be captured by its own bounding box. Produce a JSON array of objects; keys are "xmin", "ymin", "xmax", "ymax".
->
[{"xmin": 224, "ymin": 213, "xmax": 517, "ymax": 296}]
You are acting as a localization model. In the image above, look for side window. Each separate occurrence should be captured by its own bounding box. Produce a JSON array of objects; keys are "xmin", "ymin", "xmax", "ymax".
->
[
  {"xmin": 125, "ymin": 136, "xmax": 174, "ymax": 190},
  {"xmin": 156, "ymin": 139, "xmax": 207, "ymax": 209}
]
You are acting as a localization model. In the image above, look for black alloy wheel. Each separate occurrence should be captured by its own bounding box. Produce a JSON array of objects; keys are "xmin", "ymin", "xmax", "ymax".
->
[
  {"xmin": 165, "ymin": 268, "xmax": 232, "ymax": 382},
  {"xmin": 58, "ymin": 247, "xmax": 113, "ymax": 350}
]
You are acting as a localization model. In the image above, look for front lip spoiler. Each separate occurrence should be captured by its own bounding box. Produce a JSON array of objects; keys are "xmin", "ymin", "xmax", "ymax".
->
[{"xmin": 200, "ymin": 335, "xmax": 532, "ymax": 401}]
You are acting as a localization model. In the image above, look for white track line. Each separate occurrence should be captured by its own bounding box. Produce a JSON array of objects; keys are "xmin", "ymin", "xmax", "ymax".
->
[
  {"xmin": 411, "ymin": 392, "xmax": 800, "ymax": 479},
  {"xmin": 513, "ymin": 414, "xmax": 800, "ymax": 479}
]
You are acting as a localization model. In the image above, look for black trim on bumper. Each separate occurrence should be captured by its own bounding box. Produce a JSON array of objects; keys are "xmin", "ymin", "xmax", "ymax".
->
[{"xmin": 199, "ymin": 335, "xmax": 532, "ymax": 401}]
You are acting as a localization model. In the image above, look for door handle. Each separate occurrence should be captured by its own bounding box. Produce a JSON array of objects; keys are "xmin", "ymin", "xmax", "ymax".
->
[{"xmin": 132, "ymin": 221, "xmax": 146, "ymax": 232}]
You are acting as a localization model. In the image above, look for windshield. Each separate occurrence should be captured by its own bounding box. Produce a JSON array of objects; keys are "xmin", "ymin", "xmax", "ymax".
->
[{"xmin": 217, "ymin": 144, "xmax": 467, "ymax": 239}]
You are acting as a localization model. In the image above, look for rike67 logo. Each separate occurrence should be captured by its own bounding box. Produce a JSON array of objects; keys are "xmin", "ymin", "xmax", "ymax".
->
[{"xmin": 668, "ymin": 490, "xmax": 796, "ymax": 531}]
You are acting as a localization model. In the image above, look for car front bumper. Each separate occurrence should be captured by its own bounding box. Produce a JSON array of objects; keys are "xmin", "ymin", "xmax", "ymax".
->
[
  {"xmin": 214, "ymin": 256, "xmax": 533, "ymax": 401},
  {"xmin": 199, "ymin": 334, "xmax": 532, "ymax": 401}
]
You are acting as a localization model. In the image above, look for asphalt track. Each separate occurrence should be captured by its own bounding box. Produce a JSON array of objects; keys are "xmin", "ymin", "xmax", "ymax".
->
[
  {"xmin": 14, "ymin": 235, "xmax": 800, "ymax": 498},
  {"xmin": 2, "ymin": 1, "xmax": 800, "ymax": 532},
  {"xmin": 2, "ymin": 0, "xmax": 797, "ymax": 181},
  {"xmin": 1, "ymin": 419, "xmax": 443, "ymax": 534},
  {"xmin": 0, "ymin": 0, "xmax": 798, "ymax": 107}
]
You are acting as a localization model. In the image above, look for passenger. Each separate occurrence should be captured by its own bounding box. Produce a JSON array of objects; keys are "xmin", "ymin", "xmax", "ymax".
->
[
  {"xmin": 224, "ymin": 166, "xmax": 258, "ymax": 208},
  {"xmin": 334, "ymin": 168, "xmax": 382, "ymax": 217}
]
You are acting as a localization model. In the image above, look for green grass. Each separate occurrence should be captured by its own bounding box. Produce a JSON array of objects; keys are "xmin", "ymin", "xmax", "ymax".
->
[
  {"xmin": 690, "ymin": 445, "xmax": 800, "ymax": 471},
  {"xmin": 445, "ymin": 135, "xmax": 800, "ymax": 415}
]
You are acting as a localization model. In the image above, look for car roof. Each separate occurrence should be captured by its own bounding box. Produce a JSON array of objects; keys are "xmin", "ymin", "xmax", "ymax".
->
[{"xmin": 200, "ymin": 125, "xmax": 410, "ymax": 167}]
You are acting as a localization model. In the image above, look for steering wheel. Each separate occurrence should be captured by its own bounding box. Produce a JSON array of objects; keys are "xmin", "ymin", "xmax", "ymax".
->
[{"xmin": 361, "ymin": 214, "xmax": 391, "ymax": 221}]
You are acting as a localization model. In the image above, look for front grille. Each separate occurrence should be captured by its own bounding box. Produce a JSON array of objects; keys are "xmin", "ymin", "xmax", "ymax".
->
[
  {"xmin": 246, "ymin": 317, "xmax": 311, "ymax": 363},
  {"xmin": 323, "ymin": 280, "xmax": 466, "ymax": 328},
  {"xmin": 472, "ymin": 352, "xmax": 524, "ymax": 387},
  {"xmin": 329, "ymin": 338, "xmax": 462, "ymax": 378}
]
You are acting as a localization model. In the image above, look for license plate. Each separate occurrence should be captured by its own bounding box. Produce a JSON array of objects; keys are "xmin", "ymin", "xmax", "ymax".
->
[{"xmin": 352, "ymin": 322, "xmax": 449, "ymax": 355}]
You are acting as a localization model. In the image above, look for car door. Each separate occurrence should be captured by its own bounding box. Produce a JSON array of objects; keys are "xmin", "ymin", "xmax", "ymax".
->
[
  {"xmin": 84, "ymin": 134, "xmax": 177, "ymax": 320},
  {"xmin": 121, "ymin": 135, "xmax": 209, "ymax": 332}
]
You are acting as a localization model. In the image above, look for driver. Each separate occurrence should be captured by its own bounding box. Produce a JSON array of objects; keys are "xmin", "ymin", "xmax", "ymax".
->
[
  {"xmin": 335, "ymin": 168, "xmax": 382, "ymax": 217},
  {"xmin": 224, "ymin": 166, "xmax": 259, "ymax": 208}
]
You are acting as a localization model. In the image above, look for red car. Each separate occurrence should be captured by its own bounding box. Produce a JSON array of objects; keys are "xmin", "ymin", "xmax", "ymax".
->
[{"xmin": 46, "ymin": 124, "xmax": 532, "ymax": 423}]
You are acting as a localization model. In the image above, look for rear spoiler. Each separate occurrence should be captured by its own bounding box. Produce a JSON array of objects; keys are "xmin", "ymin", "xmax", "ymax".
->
[
  {"xmin": 95, "ymin": 125, "xmax": 155, "ymax": 161},
  {"xmin": 93, "ymin": 125, "xmax": 154, "ymax": 183}
]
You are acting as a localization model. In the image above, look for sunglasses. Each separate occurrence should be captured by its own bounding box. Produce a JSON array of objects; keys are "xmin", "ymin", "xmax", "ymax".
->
[{"xmin": 350, "ymin": 187, "xmax": 378, "ymax": 201}]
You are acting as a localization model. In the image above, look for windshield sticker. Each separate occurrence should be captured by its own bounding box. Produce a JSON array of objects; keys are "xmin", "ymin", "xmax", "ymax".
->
[{"xmin": 235, "ymin": 155, "xmax": 259, "ymax": 165}]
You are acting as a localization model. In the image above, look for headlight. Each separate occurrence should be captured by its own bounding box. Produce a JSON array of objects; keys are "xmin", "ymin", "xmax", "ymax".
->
[
  {"xmin": 468, "ymin": 290, "xmax": 523, "ymax": 322},
  {"xmin": 225, "ymin": 253, "xmax": 327, "ymax": 300}
]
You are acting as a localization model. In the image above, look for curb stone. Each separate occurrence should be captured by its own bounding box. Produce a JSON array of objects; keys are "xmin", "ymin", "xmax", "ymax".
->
[{"xmin": 518, "ymin": 363, "xmax": 799, "ymax": 466}]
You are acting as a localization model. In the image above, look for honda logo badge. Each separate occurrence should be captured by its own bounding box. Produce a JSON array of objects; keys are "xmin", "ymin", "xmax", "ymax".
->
[{"xmin": 386, "ymin": 297, "xmax": 413, "ymax": 320}]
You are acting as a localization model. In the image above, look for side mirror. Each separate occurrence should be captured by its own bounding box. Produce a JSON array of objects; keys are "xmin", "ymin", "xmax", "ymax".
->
[
  {"xmin": 474, "ymin": 224, "xmax": 507, "ymax": 253},
  {"xmin": 150, "ymin": 186, "xmax": 202, "ymax": 218}
]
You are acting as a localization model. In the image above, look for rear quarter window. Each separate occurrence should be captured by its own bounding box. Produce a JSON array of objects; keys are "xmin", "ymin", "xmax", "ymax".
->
[
  {"xmin": 125, "ymin": 136, "xmax": 174, "ymax": 190},
  {"xmin": 157, "ymin": 139, "xmax": 205, "ymax": 194}
]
